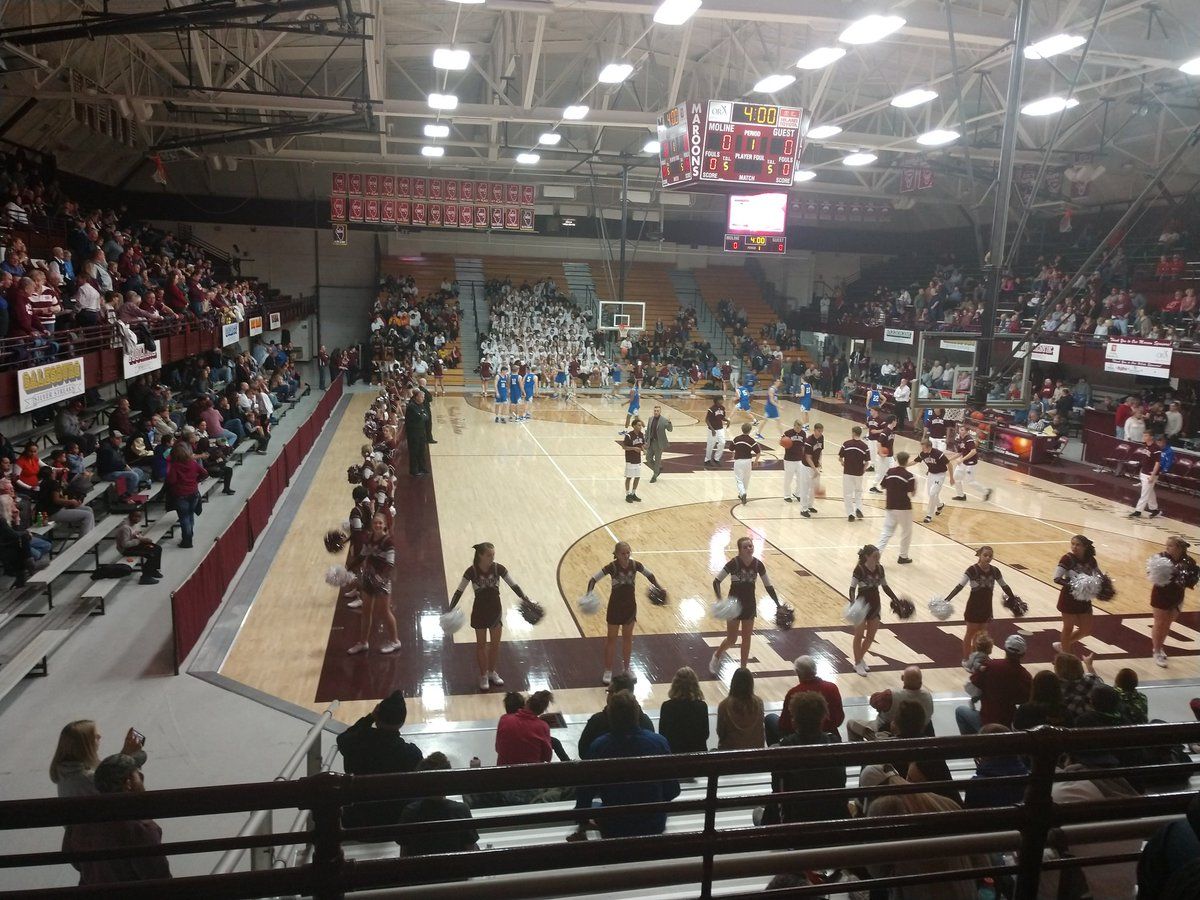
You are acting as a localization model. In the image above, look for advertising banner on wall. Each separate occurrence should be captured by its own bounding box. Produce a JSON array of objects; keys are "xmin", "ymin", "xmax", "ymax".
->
[
  {"xmin": 883, "ymin": 328, "xmax": 914, "ymax": 345},
  {"xmin": 269, "ymin": 312, "xmax": 281, "ymax": 330},
  {"xmin": 123, "ymin": 342, "xmax": 161, "ymax": 378},
  {"xmin": 1010, "ymin": 341, "xmax": 1061, "ymax": 363},
  {"xmin": 17, "ymin": 358, "xmax": 85, "ymax": 413},
  {"xmin": 249, "ymin": 316, "xmax": 263, "ymax": 336},
  {"xmin": 1104, "ymin": 337, "xmax": 1172, "ymax": 378},
  {"xmin": 221, "ymin": 322, "xmax": 241, "ymax": 346}
]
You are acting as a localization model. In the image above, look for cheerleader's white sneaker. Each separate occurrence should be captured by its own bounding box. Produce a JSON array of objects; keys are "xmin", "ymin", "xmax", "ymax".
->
[
  {"xmin": 479, "ymin": 675, "xmax": 490, "ymax": 691},
  {"xmin": 488, "ymin": 671, "xmax": 505, "ymax": 686},
  {"xmin": 346, "ymin": 641, "xmax": 368, "ymax": 655},
  {"xmin": 601, "ymin": 670, "xmax": 612, "ymax": 685},
  {"xmin": 379, "ymin": 640, "xmax": 400, "ymax": 654}
]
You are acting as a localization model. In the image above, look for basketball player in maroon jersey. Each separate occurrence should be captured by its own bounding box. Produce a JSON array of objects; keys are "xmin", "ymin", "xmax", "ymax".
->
[
  {"xmin": 781, "ymin": 419, "xmax": 806, "ymax": 503},
  {"xmin": 479, "ymin": 359, "xmax": 494, "ymax": 398},
  {"xmin": 620, "ymin": 419, "xmax": 645, "ymax": 502},
  {"xmin": 730, "ymin": 423, "xmax": 761, "ymax": 505},
  {"xmin": 838, "ymin": 426, "xmax": 869, "ymax": 522}
]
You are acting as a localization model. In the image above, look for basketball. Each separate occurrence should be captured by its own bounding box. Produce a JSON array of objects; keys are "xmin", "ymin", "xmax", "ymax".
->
[
  {"xmin": 971, "ymin": 411, "xmax": 984, "ymax": 421},
  {"xmin": 814, "ymin": 485, "xmax": 827, "ymax": 498},
  {"xmin": 779, "ymin": 435, "xmax": 793, "ymax": 449},
  {"xmin": 879, "ymin": 446, "xmax": 891, "ymax": 457}
]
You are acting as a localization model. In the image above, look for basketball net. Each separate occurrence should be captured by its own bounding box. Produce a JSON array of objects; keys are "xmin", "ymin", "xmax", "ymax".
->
[{"xmin": 617, "ymin": 324, "xmax": 629, "ymax": 356}]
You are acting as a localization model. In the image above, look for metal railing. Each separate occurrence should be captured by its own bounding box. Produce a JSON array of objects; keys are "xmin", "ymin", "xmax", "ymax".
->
[
  {"xmin": 1, "ymin": 722, "xmax": 1197, "ymax": 899},
  {"xmin": 212, "ymin": 702, "xmax": 340, "ymax": 876}
]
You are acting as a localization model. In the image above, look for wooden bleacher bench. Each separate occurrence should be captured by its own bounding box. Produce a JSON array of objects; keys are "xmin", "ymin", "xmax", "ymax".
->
[
  {"xmin": 0, "ymin": 629, "xmax": 70, "ymax": 688},
  {"xmin": 0, "ymin": 584, "xmax": 47, "ymax": 631}
]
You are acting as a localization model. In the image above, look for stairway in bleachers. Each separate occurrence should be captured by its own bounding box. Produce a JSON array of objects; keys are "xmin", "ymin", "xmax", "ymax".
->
[
  {"xmin": 563, "ymin": 261, "xmax": 597, "ymax": 305},
  {"xmin": 670, "ymin": 269, "xmax": 733, "ymax": 358},
  {"xmin": 455, "ymin": 258, "xmax": 485, "ymax": 377}
]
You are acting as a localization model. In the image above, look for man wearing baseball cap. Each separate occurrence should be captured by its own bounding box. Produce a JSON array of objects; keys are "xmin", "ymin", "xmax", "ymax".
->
[{"xmin": 955, "ymin": 634, "xmax": 1032, "ymax": 735}]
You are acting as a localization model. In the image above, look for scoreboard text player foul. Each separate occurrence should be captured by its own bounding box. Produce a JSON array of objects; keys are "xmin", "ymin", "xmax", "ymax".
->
[{"xmin": 658, "ymin": 101, "xmax": 807, "ymax": 189}]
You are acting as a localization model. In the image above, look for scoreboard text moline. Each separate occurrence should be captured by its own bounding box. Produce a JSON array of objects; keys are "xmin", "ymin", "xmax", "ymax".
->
[{"xmin": 657, "ymin": 101, "xmax": 807, "ymax": 190}]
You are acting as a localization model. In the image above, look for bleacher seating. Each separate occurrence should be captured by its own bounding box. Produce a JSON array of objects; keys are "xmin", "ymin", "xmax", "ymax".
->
[{"xmin": 479, "ymin": 256, "xmax": 571, "ymax": 299}]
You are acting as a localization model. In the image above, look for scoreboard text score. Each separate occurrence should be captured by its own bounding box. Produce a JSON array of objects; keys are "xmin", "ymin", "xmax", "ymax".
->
[
  {"xmin": 658, "ymin": 101, "xmax": 807, "ymax": 189},
  {"xmin": 723, "ymin": 234, "xmax": 787, "ymax": 254}
]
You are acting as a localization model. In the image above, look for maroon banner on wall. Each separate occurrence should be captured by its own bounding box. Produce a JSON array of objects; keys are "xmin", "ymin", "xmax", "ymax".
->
[{"xmin": 170, "ymin": 378, "xmax": 345, "ymax": 672}]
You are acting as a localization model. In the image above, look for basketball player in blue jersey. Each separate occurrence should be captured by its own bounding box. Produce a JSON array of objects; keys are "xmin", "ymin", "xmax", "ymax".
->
[
  {"xmin": 621, "ymin": 381, "xmax": 640, "ymax": 434},
  {"xmin": 554, "ymin": 361, "xmax": 569, "ymax": 399},
  {"xmin": 522, "ymin": 369, "xmax": 538, "ymax": 419},
  {"xmin": 608, "ymin": 360, "xmax": 623, "ymax": 399},
  {"xmin": 866, "ymin": 384, "xmax": 884, "ymax": 414},
  {"xmin": 508, "ymin": 368, "xmax": 521, "ymax": 421},
  {"xmin": 735, "ymin": 381, "xmax": 759, "ymax": 432},
  {"xmin": 798, "ymin": 377, "xmax": 814, "ymax": 425},
  {"xmin": 760, "ymin": 379, "xmax": 782, "ymax": 440},
  {"xmin": 494, "ymin": 366, "xmax": 509, "ymax": 423}
]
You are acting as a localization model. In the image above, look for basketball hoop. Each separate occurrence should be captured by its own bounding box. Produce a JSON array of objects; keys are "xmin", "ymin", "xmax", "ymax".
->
[{"xmin": 617, "ymin": 323, "xmax": 629, "ymax": 353}]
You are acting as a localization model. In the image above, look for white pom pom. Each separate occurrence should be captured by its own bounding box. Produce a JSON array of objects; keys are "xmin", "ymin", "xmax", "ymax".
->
[
  {"xmin": 711, "ymin": 598, "xmax": 741, "ymax": 621},
  {"xmin": 1146, "ymin": 555, "xmax": 1175, "ymax": 587},
  {"xmin": 372, "ymin": 452, "xmax": 384, "ymax": 463},
  {"xmin": 1069, "ymin": 572, "xmax": 1102, "ymax": 602},
  {"xmin": 325, "ymin": 565, "xmax": 357, "ymax": 588},
  {"xmin": 928, "ymin": 595, "xmax": 954, "ymax": 620},
  {"xmin": 843, "ymin": 598, "xmax": 868, "ymax": 626},
  {"xmin": 440, "ymin": 607, "xmax": 466, "ymax": 634},
  {"xmin": 340, "ymin": 520, "xmax": 351, "ymax": 532},
  {"xmin": 578, "ymin": 590, "xmax": 602, "ymax": 615}
]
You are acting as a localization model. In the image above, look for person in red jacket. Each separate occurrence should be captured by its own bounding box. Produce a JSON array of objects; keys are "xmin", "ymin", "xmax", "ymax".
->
[
  {"xmin": 165, "ymin": 442, "xmax": 207, "ymax": 549},
  {"xmin": 494, "ymin": 690, "xmax": 553, "ymax": 765},
  {"xmin": 767, "ymin": 654, "xmax": 845, "ymax": 743}
]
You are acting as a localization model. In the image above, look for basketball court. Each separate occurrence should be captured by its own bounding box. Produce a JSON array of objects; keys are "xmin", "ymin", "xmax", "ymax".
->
[{"xmin": 209, "ymin": 383, "xmax": 1200, "ymax": 728}]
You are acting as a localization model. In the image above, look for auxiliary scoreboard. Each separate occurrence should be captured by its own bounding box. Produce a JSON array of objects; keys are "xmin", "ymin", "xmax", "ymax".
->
[{"xmin": 657, "ymin": 101, "xmax": 807, "ymax": 189}]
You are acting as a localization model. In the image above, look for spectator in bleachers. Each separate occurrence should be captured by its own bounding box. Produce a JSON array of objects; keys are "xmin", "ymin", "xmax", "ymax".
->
[
  {"xmin": 0, "ymin": 478, "xmax": 48, "ymax": 565},
  {"xmin": 577, "ymin": 673, "xmax": 654, "ymax": 759},
  {"xmin": 767, "ymin": 655, "xmax": 844, "ymax": 745},
  {"xmin": 164, "ymin": 440, "xmax": 207, "ymax": 548},
  {"xmin": 962, "ymin": 724, "xmax": 1029, "ymax": 810},
  {"xmin": 54, "ymin": 399, "xmax": 96, "ymax": 455},
  {"xmin": 188, "ymin": 425, "xmax": 235, "ymax": 495},
  {"xmin": 955, "ymin": 634, "xmax": 1031, "ymax": 735},
  {"xmin": 1013, "ymin": 670, "xmax": 1070, "ymax": 730},
  {"xmin": 398, "ymin": 752, "xmax": 478, "ymax": 857},
  {"xmin": 575, "ymin": 690, "xmax": 680, "ymax": 840},
  {"xmin": 50, "ymin": 720, "xmax": 148, "ymax": 799},
  {"xmin": 716, "ymin": 666, "xmax": 765, "ymax": 750},
  {"xmin": 65, "ymin": 753, "xmax": 171, "ymax": 886},
  {"xmin": 36, "ymin": 465, "xmax": 94, "ymax": 533},
  {"xmin": 1137, "ymin": 793, "xmax": 1200, "ymax": 900},
  {"xmin": 336, "ymin": 691, "xmax": 423, "ymax": 829},
  {"xmin": 658, "ymin": 666, "xmax": 709, "ymax": 754},
  {"xmin": 763, "ymin": 692, "xmax": 846, "ymax": 826},
  {"xmin": 1114, "ymin": 668, "xmax": 1149, "ymax": 725},
  {"xmin": 1056, "ymin": 652, "xmax": 1104, "ymax": 725},
  {"xmin": 15, "ymin": 441, "xmax": 42, "ymax": 496},
  {"xmin": 848, "ymin": 666, "xmax": 933, "ymax": 741},
  {"xmin": 495, "ymin": 690, "xmax": 553, "ymax": 766},
  {"xmin": 115, "ymin": 510, "xmax": 162, "ymax": 585}
]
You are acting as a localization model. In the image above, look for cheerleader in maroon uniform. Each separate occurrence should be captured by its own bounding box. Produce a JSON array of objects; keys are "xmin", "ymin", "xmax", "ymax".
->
[
  {"xmin": 344, "ymin": 485, "xmax": 375, "ymax": 610},
  {"xmin": 431, "ymin": 356, "xmax": 446, "ymax": 396},
  {"xmin": 710, "ymin": 537, "xmax": 782, "ymax": 672},
  {"xmin": 586, "ymin": 541, "xmax": 665, "ymax": 685},
  {"xmin": 1148, "ymin": 536, "xmax": 1198, "ymax": 667},
  {"xmin": 448, "ymin": 542, "xmax": 532, "ymax": 691},
  {"xmin": 941, "ymin": 546, "xmax": 1018, "ymax": 666},
  {"xmin": 346, "ymin": 513, "xmax": 399, "ymax": 655},
  {"xmin": 1053, "ymin": 534, "xmax": 1100, "ymax": 657},
  {"xmin": 848, "ymin": 544, "xmax": 900, "ymax": 675}
]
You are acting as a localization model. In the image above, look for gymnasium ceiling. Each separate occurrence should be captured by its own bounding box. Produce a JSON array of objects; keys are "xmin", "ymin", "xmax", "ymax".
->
[{"xmin": 0, "ymin": 0, "xmax": 1199, "ymax": 228}]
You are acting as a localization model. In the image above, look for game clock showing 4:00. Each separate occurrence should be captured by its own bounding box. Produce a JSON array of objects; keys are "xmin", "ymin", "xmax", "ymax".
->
[
  {"xmin": 724, "ymin": 234, "xmax": 787, "ymax": 254},
  {"xmin": 658, "ymin": 101, "xmax": 806, "ymax": 189}
]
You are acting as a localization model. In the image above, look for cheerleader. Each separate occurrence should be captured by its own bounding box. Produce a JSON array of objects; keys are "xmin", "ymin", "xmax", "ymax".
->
[
  {"xmin": 1053, "ymin": 534, "xmax": 1100, "ymax": 657},
  {"xmin": 346, "ymin": 513, "xmax": 399, "ymax": 655},
  {"xmin": 448, "ymin": 542, "xmax": 533, "ymax": 691},
  {"xmin": 760, "ymin": 379, "xmax": 782, "ymax": 440},
  {"xmin": 494, "ymin": 365, "xmax": 510, "ymax": 423},
  {"xmin": 710, "ymin": 537, "xmax": 783, "ymax": 672},
  {"xmin": 1149, "ymin": 536, "xmax": 1198, "ymax": 667},
  {"xmin": 622, "ymin": 381, "xmax": 640, "ymax": 434},
  {"xmin": 344, "ymin": 485, "xmax": 374, "ymax": 610},
  {"xmin": 431, "ymin": 356, "xmax": 445, "ymax": 396},
  {"xmin": 847, "ymin": 544, "xmax": 900, "ymax": 675},
  {"xmin": 586, "ymin": 541, "xmax": 665, "ymax": 684},
  {"xmin": 941, "ymin": 546, "xmax": 1018, "ymax": 665}
]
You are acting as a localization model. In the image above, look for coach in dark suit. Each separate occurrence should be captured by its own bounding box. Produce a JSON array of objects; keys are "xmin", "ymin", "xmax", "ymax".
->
[
  {"xmin": 404, "ymin": 388, "xmax": 429, "ymax": 476},
  {"xmin": 418, "ymin": 377, "xmax": 436, "ymax": 444},
  {"xmin": 644, "ymin": 404, "xmax": 673, "ymax": 483}
]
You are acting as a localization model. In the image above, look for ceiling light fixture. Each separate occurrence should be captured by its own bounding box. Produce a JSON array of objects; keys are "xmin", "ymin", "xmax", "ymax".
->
[
  {"xmin": 563, "ymin": 104, "xmax": 589, "ymax": 120},
  {"xmin": 538, "ymin": 132, "xmax": 562, "ymax": 145},
  {"xmin": 793, "ymin": 169, "xmax": 817, "ymax": 182},
  {"xmin": 842, "ymin": 151, "xmax": 878, "ymax": 167},
  {"xmin": 598, "ymin": 63, "xmax": 634, "ymax": 84},
  {"xmin": 643, "ymin": 138, "xmax": 661, "ymax": 153},
  {"xmin": 1024, "ymin": 33, "xmax": 1086, "ymax": 59},
  {"xmin": 1179, "ymin": 56, "xmax": 1200, "ymax": 75},
  {"xmin": 753, "ymin": 73, "xmax": 796, "ymax": 93},
  {"xmin": 423, "ymin": 123, "xmax": 450, "ymax": 138},
  {"xmin": 427, "ymin": 93, "xmax": 458, "ymax": 110},
  {"xmin": 652, "ymin": 0, "xmax": 702, "ymax": 26},
  {"xmin": 839, "ymin": 14, "xmax": 906, "ymax": 45},
  {"xmin": 516, "ymin": 152, "xmax": 540, "ymax": 165},
  {"xmin": 805, "ymin": 124, "xmax": 842, "ymax": 140},
  {"xmin": 432, "ymin": 48, "xmax": 471, "ymax": 70},
  {"xmin": 917, "ymin": 128, "xmax": 960, "ymax": 146},
  {"xmin": 795, "ymin": 47, "xmax": 846, "ymax": 70},
  {"xmin": 891, "ymin": 87, "xmax": 938, "ymax": 108},
  {"xmin": 1020, "ymin": 95, "xmax": 1080, "ymax": 116},
  {"xmin": 421, "ymin": 146, "xmax": 445, "ymax": 157}
]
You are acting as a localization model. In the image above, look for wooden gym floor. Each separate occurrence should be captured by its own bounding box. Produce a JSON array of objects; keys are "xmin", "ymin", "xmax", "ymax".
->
[{"xmin": 219, "ymin": 388, "xmax": 1200, "ymax": 727}]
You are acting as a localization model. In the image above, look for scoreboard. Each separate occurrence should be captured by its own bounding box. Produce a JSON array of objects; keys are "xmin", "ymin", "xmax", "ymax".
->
[
  {"xmin": 724, "ymin": 234, "xmax": 787, "ymax": 254},
  {"xmin": 658, "ymin": 101, "xmax": 807, "ymax": 190}
]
